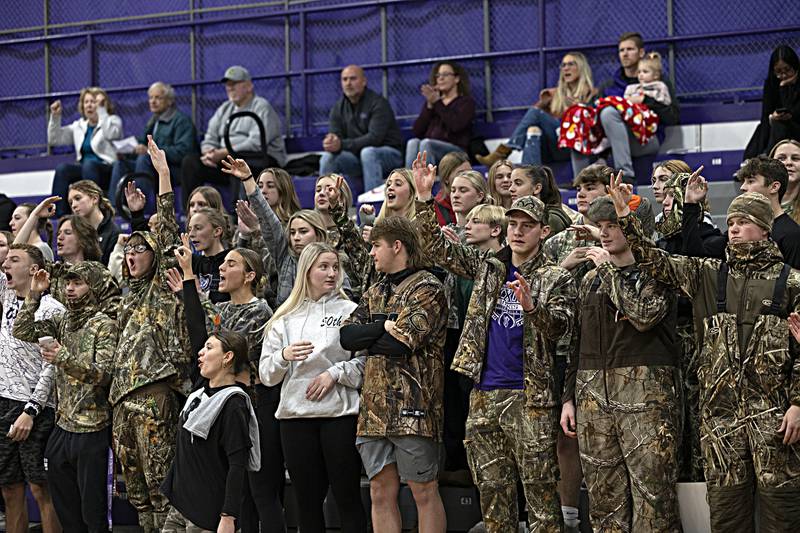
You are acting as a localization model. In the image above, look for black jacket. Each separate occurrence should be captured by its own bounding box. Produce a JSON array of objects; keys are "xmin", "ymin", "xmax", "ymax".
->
[{"xmin": 329, "ymin": 88, "xmax": 403, "ymax": 154}]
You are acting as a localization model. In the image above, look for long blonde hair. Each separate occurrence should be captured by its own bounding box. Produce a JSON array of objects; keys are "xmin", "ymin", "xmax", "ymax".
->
[
  {"xmin": 551, "ymin": 52, "xmax": 594, "ymax": 117},
  {"xmin": 770, "ymin": 139, "xmax": 800, "ymax": 223},
  {"xmin": 315, "ymin": 174, "xmax": 353, "ymax": 212},
  {"xmin": 264, "ymin": 242, "xmax": 346, "ymax": 336},
  {"xmin": 376, "ymin": 169, "xmax": 417, "ymax": 223},
  {"xmin": 488, "ymin": 160, "xmax": 513, "ymax": 207}
]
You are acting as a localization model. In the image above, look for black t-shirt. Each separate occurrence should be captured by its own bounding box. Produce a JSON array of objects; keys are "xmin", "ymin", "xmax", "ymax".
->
[
  {"xmin": 772, "ymin": 213, "xmax": 800, "ymax": 268},
  {"xmin": 161, "ymin": 384, "xmax": 251, "ymax": 530}
]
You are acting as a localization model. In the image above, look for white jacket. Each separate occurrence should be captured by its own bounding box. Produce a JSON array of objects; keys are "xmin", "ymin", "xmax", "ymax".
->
[
  {"xmin": 260, "ymin": 293, "xmax": 363, "ymax": 419},
  {"xmin": 48, "ymin": 107, "xmax": 123, "ymax": 164}
]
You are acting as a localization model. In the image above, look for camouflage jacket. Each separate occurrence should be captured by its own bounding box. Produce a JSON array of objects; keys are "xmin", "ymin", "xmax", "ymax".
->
[
  {"xmin": 46, "ymin": 261, "xmax": 122, "ymax": 320},
  {"xmin": 620, "ymin": 213, "xmax": 800, "ymax": 414},
  {"xmin": 13, "ymin": 291, "xmax": 117, "ymax": 433},
  {"xmin": 415, "ymin": 199, "xmax": 576, "ymax": 409},
  {"xmin": 110, "ymin": 192, "xmax": 192, "ymax": 405},
  {"xmin": 564, "ymin": 262, "xmax": 678, "ymax": 401},
  {"xmin": 344, "ymin": 269, "xmax": 447, "ymax": 439}
]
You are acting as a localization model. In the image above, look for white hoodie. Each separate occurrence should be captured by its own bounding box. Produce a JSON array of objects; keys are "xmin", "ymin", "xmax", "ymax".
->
[{"xmin": 259, "ymin": 293, "xmax": 364, "ymax": 419}]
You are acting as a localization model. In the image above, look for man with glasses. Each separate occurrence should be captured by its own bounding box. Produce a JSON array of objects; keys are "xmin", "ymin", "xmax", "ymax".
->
[
  {"xmin": 180, "ymin": 65, "xmax": 287, "ymax": 211},
  {"xmin": 319, "ymin": 65, "xmax": 404, "ymax": 191}
]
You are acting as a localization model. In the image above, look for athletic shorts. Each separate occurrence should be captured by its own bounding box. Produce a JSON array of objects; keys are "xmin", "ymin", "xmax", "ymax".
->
[
  {"xmin": 356, "ymin": 435, "xmax": 440, "ymax": 483},
  {"xmin": 0, "ymin": 397, "xmax": 55, "ymax": 486}
]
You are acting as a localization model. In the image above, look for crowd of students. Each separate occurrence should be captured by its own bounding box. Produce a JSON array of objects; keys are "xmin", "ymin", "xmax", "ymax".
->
[{"xmin": 0, "ymin": 25, "xmax": 799, "ymax": 533}]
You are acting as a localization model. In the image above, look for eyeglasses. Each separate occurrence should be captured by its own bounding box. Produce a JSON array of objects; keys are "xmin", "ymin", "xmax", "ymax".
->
[
  {"xmin": 774, "ymin": 66, "xmax": 796, "ymax": 78},
  {"xmin": 123, "ymin": 244, "xmax": 149, "ymax": 255},
  {"xmin": 561, "ymin": 61, "xmax": 577, "ymax": 69},
  {"xmin": 436, "ymin": 72, "xmax": 456, "ymax": 79}
]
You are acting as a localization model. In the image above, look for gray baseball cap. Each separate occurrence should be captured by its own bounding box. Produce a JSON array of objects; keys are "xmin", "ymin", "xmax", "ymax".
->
[{"xmin": 221, "ymin": 65, "xmax": 251, "ymax": 82}]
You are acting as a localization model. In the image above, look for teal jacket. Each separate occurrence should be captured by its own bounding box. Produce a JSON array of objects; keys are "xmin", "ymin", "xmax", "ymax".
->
[{"xmin": 136, "ymin": 107, "xmax": 198, "ymax": 165}]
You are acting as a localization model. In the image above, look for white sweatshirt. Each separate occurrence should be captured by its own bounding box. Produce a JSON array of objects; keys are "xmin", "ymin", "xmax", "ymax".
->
[{"xmin": 259, "ymin": 293, "xmax": 363, "ymax": 419}]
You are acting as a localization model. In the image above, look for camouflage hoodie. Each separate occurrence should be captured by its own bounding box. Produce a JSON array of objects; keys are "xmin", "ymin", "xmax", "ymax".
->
[
  {"xmin": 415, "ymin": 199, "xmax": 577, "ymax": 409},
  {"xmin": 110, "ymin": 192, "xmax": 192, "ymax": 405},
  {"xmin": 13, "ymin": 261, "xmax": 119, "ymax": 432},
  {"xmin": 619, "ymin": 213, "xmax": 800, "ymax": 420}
]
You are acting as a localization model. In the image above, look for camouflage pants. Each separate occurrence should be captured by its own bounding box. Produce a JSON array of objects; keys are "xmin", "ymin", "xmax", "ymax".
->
[
  {"xmin": 576, "ymin": 366, "xmax": 681, "ymax": 533},
  {"xmin": 701, "ymin": 404, "xmax": 800, "ymax": 533},
  {"xmin": 162, "ymin": 506, "xmax": 214, "ymax": 533},
  {"xmin": 464, "ymin": 388, "xmax": 561, "ymax": 533},
  {"xmin": 112, "ymin": 388, "xmax": 179, "ymax": 533},
  {"xmin": 676, "ymin": 322, "xmax": 704, "ymax": 482}
]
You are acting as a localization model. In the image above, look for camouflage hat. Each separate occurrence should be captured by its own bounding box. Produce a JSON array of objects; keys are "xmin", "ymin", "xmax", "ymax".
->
[
  {"xmin": 586, "ymin": 196, "xmax": 617, "ymax": 224},
  {"xmin": 727, "ymin": 192, "xmax": 773, "ymax": 232},
  {"xmin": 506, "ymin": 195, "xmax": 545, "ymax": 223}
]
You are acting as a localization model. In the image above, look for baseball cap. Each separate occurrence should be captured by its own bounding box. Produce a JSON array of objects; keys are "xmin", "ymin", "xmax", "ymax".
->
[
  {"xmin": 221, "ymin": 65, "xmax": 251, "ymax": 83},
  {"xmin": 505, "ymin": 195, "xmax": 545, "ymax": 223}
]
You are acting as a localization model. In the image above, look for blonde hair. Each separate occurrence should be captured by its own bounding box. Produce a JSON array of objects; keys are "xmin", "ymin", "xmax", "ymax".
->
[
  {"xmin": 465, "ymin": 204, "xmax": 507, "ymax": 242},
  {"xmin": 69, "ymin": 179, "xmax": 115, "ymax": 219},
  {"xmin": 285, "ymin": 209, "xmax": 329, "ymax": 256},
  {"xmin": 78, "ymin": 86, "xmax": 114, "ymax": 116},
  {"xmin": 264, "ymin": 242, "xmax": 346, "ymax": 335},
  {"xmin": 189, "ymin": 207, "xmax": 233, "ymax": 248},
  {"xmin": 551, "ymin": 52, "xmax": 594, "ymax": 117},
  {"xmin": 259, "ymin": 168, "xmax": 301, "ymax": 224},
  {"xmin": 315, "ymin": 174, "xmax": 352, "ymax": 211},
  {"xmin": 376, "ymin": 169, "xmax": 417, "ymax": 223},
  {"xmin": 638, "ymin": 51, "xmax": 664, "ymax": 81},
  {"xmin": 770, "ymin": 139, "xmax": 800, "ymax": 223},
  {"xmin": 451, "ymin": 170, "xmax": 494, "ymax": 207},
  {"xmin": 488, "ymin": 160, "xmax": 514, "ymax": 206}
]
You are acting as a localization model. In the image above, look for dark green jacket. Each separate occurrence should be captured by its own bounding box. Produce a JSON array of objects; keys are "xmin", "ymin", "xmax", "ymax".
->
[{"xmin": 136, "ymin": 107, "xmax": 198, "ymax": 165}]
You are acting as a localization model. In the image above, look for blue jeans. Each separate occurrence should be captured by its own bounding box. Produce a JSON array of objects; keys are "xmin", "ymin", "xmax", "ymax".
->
[
  {"xmin": 52, "ymin": 159, "xmax": 112, "ymax": 216},
  {"xmin": 570, "ymin": 106, "xmax": 660, "ymax": 183},
  {"xmin": 506, "ymin": 107, "xmax": 562, "ymax": 166},
  {"xmin": 405, "ymin": 138, "xmax": 462, "ymax": 168},
  {"xmin": 319, "ymin": 146, "xmax": 404, "ymax": 191}
]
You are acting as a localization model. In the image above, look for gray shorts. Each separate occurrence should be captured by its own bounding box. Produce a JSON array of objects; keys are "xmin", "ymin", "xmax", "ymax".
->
[{"xmin": 356, "ymin": 435, "xmax": 440, "ymax": 483}]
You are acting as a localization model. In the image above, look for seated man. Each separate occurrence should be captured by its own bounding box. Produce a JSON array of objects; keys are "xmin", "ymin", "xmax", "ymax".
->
[
  {"xmin": 571, "ymin": 32, "xmax": 680, "ymax": 183},
  {"xmin": 320, "ymin": 65, "xmax": 404, "ymax": 191},
  {"xmin": 109, "ymin": 82, "xmax": 198, "ymax": 210},
  {"xmin": 181, "ymin": 66, "xmax": 287, "ymax": 211}
]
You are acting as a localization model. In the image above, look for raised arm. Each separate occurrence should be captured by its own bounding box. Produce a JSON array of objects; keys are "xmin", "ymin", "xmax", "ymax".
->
[
  {"xmin": 13, "ymin": 196, "xmax": 59, "ymax": 245},
  {"xmin": 96, "ymin": 105, "xmax": 123, "ymax": 141},
  {"xmin": 413, "ymin": 151, "xmax": 485, "ymax": 279},
  {"xmin": 11, "ymin": 271, "xmax": 59, "ymax": 342},
  {"xmin": 47, "ymin": 100, "xmax": 75, "ymax": 146},
  {"xmin": 148, "ymin": 136, "xmax": 181, "ymax": 250}
]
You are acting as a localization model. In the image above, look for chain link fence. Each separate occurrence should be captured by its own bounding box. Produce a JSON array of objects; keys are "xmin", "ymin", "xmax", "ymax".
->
[{"xmin": 0, "ymin": 0, "xmax": 797, "ymax": 155}]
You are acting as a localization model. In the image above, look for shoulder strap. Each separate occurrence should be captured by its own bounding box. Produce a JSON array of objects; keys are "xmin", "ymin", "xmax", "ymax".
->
[
  {"xmin": 768, "ymin": 263, "xmax": 792, "ymax": 317},
  {"xmin": 589, "ymin": 273, "xmax": 602, "ymax": 293},
  {"xmin": 716, "ymin": 261, "xmax": 729, "ymax": 314}
]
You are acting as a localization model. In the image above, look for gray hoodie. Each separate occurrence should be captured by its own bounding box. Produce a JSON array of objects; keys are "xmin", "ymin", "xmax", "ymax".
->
[{"xmin": 259, "ymin": 293, "xmax": 364, "ymax": 419}]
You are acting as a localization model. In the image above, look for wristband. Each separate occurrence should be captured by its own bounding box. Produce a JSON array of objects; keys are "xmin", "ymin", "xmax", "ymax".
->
[
  {"xmin": 242, "ymin": 174, "xmax": 254, "ymax": 183},
  {"xmin": 23, "ymin": 402, "xmax": 40, "ymax": 418}
]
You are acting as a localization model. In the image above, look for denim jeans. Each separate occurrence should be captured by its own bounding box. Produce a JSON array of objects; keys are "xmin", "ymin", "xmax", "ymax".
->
[
  {"xmin": 570, "ymin": 106, "xmax": 660, "ymax": 183},
  {"xmin": 506, "ymin": 107, "xmax": 562, "ymax": 165},
  {"xmin": 52, "ymin": 159, "xmax": 112, "ymax": 216},
  {"xmin": 405, "ymin": 138, "xmax": 463, "ymax": 168},
  {"xmin": 319, "ymin": 146, "xmax": 403, "ymax": 191}
]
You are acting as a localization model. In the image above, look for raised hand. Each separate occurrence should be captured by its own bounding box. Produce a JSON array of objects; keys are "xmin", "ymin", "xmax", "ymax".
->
[
  {"xmin": 235, "ymin": 201, "xmax": 259, "ymax": 235},
  {"xmin": 420, "ymin": 84, "xmax": 440, "ymax": 107},
  {"xmin": 50, "ymin": 100, "xmax": 62, "ymax": 116},
  {"xmin": 164, "ymin": 267, "xmax": 184, "ymax": 294},
  {"xmin": 584, "ymin": 246, "xmax": 611, "ymax": 266},
  {"xmin": 412, "ymin": 151, "xmax": 437, "ymax": 202},
  {"xmin": 30, "ymin": 269, "xmax": 51, "ymax": 294},
  {"xmin": 147, "ymin": 135, "xmax": 170, "ymax": 177},
  {"xmin": 607, "ymin": 170, "xmax": 632, "ymax": 218},
  {"xmin": 684, "ymin": 165, "xmax": 707, "ymax": 205},
  {"xmin": 506, "ymin": 271, "xmax": 535, "ymax": 312},
  {"xmin": 441, "ymin": 225, "xmax": 460, "ymax": 243},
  {"xmin": 327, "ymin": 175, "xmax": 344, "ymax": 208},
  {"xmin": 125, "ymin": 181, "xmax": 147, "ymax": 212},
  {"xmin": 220, "ymin": 156, "xmax": 252, "ymax": 181},
  {"xmin": 282, "ymin": 341, "xmax": 315, "ymax": 361},
  {"xmin": 173, "ymin": 233, "xmax": 194, "ymax": 276},
  {"xmin": 33, "ymin": 196, "xmax": 60, "ymax": 219},
  {"xmin": 568, "ymin": 224, "xmax": 600, "ymax": 242}
]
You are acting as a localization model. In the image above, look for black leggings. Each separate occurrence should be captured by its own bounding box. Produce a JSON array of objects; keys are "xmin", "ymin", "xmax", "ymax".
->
[
  {"xmin": 239, "ymin": 384, "xmax": 286, "ymax": 533},
  {"xmin": 280, "ymin": 415, "xmax": 366, "ymax": 533}
]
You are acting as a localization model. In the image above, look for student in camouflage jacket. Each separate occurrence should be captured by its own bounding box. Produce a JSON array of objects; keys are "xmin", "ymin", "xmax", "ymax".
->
[
  {"xmin": 609, "ymin": 171, "xmax": 800, "ymax": 533},
  {"xmin": 561, "ymin": 197, "xmax": 681, "ymax": 532},
  {"xmin": 340, "ymin": 215, "xmax": 448, "ymax": 533},
  {"xmin": 111, "ymin": 138, "xmax": 192, "ymax": 533},
  {"xmin": 411, "ymin": 152, "xmax": 576, "ymax": 533},
  {"xmin": 13, "ymin": 260, "xmax": 119, "ymax": 532}
]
